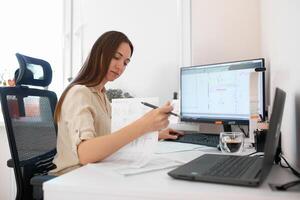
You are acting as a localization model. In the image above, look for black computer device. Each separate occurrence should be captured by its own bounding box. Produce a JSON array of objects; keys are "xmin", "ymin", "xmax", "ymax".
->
[
  {"xmin": 170, "ymin": 58, "xmax": 266, "ymax": 147},
  {"xmin": 168, "ymin": 88, "xmax": 285, "ymax": 187},
  {"xmin": 180, "ymin": 58, "xmax": 266, "ymax": 125}
]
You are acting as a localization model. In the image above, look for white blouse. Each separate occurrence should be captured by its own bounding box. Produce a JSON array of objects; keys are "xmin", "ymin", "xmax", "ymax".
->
[{"xmin": 50, "ymin": 85, "xmax": 111, "ymax": 175}]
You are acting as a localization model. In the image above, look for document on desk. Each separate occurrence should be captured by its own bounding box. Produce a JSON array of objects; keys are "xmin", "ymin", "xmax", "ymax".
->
[
  {"xmin": 105, "ymin": 97, "xmax": 160, "ymax": 168},
  {"xmin": 88, "ymin": 155, "xmax": 183, "ymax": 176},
  {"xmin": 154, "ymin": 141, "xmax": 210, "ymax": 154}
]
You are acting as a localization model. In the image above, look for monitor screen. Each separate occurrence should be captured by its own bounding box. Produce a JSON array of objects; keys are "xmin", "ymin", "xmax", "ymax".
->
[{"xmin": 180, "ymin": 58, "xmax": 265, "ymax": 125}]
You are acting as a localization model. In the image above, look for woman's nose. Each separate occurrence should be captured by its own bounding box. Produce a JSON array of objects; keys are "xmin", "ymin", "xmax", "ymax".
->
[{"xmin": 116, "ymin": 61, "xmax": 125, "ymax": 71}]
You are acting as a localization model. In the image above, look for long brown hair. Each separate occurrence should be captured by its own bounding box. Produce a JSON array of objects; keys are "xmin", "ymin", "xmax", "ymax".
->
[{"xmin": 54, "ymin": 31, "xmax": 134, "ymax": 122}]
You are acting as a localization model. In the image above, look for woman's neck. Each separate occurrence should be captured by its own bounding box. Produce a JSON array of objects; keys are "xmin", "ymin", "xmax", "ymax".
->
[{"xmin": 96, "ymin": 80, "xmax": 107, "ymax": 93}]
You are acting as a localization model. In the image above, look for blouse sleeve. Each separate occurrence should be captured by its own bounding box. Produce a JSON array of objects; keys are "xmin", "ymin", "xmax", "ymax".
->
[{"xmin": 61, "ymin": 85, "xmax": 97, "ymax": 155}]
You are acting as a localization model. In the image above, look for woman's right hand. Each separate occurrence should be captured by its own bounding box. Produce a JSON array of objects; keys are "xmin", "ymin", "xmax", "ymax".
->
[{"xmin": 140, "ymin": 101, "xmax": 174, "ymax": 133}]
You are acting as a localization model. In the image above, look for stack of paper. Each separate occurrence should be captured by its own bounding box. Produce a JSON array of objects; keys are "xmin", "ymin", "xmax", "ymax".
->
[{"xmin": 105, "ymin": 97, "xmax": 159, "ymax": 168}]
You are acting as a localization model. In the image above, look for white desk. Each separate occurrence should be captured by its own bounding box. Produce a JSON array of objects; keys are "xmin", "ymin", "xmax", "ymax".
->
[{"xmin": 44, "ymin": 143, "xmax": 300, "ymax": 200}]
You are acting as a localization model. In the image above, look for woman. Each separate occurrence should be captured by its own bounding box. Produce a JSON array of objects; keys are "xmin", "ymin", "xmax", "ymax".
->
[{"xmin": 50, "ymin": 31, "xmax": 182, "ymax": 175}]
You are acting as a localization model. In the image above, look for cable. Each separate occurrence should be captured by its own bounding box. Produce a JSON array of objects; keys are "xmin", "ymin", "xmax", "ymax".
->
[
  {"xmin": 246, "ymin": 151, "xmax": 263, "ymax": 156},
  {"xmin": 279, "ymin": 154, "xmax": 300, "ymax": 178},
  {"xmin": 238, "ymin": 124, "xmax": 248, "ymax": 138},
  {"xmin": 271, "ymin": 154, "xmax": 300, "ymax": 191},
  {"xmin": 247, "ymin": 151, "xmax": 258, "ymax": 156},
  {"xmin": 279, "ymin": 159, "xmax": 290, "ymax": 168},
  {"xmin": 275, "ymin": 180, "xmax": 300, "ymax": 191}
]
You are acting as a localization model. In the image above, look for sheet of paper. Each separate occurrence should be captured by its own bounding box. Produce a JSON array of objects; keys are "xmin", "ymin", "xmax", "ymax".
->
[
  {"xmin": 154, "ymin": 141, "xmax": 210, "ymax": 154},
  {"xmin": 169, "ymin": 99, "xmax": 180, "ymax": 124},
  {"xmin": 115, "ymin": 156, "xmax": 183, "ymax": 176},
  {"xmin": 105, "ymin": 97, "xmax": 159, "ymax": 168},
  {"xmin": 88, "ymin": 155, "xmax": 183, "ymax": 176},
  {"xmin": 111, "ymin": 97, "xmax": 159, "ymax": 131}
]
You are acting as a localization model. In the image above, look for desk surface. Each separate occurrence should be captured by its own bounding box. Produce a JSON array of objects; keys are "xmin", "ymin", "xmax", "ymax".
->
[{"xmin": 44, "ymin": 142, "xmax": 299, "ymax": 200}]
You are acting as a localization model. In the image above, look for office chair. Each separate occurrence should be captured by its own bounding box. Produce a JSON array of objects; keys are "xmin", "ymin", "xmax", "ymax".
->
[{"xmin": 0, "ymin": 53, "xmax": 58, "ymax": 200}]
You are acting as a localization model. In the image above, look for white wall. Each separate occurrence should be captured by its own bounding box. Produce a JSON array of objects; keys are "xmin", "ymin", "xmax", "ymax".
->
[
  {"xmin": 0, "ymin": 0, "xmax": 63, "ymax": 94},
  {"xmin": 0, "ymin": 123, "xmax": 16, "ymax": 200},
  {"xmin": 67, "ymin": 0, "xmax": 191, "ymax": 104},
  {"xmin": 191, "ymin": 0, "xmax": 261, "ymax": 65},
  {"xmin": 261, "ymin": 0, "xmax": 300, "ymax": 171},
  {"xmin": 190, "ymin": 0, "xmax": 262, "ymax": 133}
]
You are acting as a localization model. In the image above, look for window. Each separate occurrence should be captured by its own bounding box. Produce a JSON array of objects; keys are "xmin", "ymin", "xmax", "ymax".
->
[{"xmin": 0, "ymin": 0, "xmax": 63, "ymax": 94}]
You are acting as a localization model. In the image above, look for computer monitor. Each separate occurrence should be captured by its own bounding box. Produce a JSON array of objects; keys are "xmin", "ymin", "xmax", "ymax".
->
[{"xmin": 180, "ymin": 58, "xmax": 265, "ymax": 127}]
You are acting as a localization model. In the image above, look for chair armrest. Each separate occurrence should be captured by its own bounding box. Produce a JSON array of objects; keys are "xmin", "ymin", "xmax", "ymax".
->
[
  {"xmin": 30, "ymin": 175, "xmax": 56, "ymax": 186},
  {"xmin": 31, "ymin": 175, "xmax": 56, "ymax": 200},
  {"xmin": 7, "ymin": 159, "xmax": 14, "ymax": 168}
]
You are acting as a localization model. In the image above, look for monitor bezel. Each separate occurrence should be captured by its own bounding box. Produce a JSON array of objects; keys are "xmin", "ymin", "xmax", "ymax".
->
[{"xmin": 180, "ymin": 58, "xmax": 266, "ymax": 125}]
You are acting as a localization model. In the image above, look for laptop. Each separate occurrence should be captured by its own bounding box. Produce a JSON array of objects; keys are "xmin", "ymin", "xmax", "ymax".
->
[{"xmin": 168, "ymin": 88, "xmax": 286, "ymax": 187}]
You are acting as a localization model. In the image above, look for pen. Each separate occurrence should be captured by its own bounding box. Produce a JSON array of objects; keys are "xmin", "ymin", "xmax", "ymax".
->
[
  {"xmin": 141, "ymin": 102, "xmax": 179, "ymax": 117},
  {"xmin": 259, "ymin": 114, "xmax": 263, "ymax": 122}
]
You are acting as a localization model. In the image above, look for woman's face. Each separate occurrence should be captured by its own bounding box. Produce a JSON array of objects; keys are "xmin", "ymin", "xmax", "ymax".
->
[{"xmin": 105, "ymin": 42, "xmax": 131, "ymax": 82}]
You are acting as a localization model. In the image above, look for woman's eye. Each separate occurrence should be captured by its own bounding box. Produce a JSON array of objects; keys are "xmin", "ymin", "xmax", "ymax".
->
[
  {"xmin": 114, "ymin": 55, "xmax": 121, "ymax": 60},
  {"xmin": 124, "ymin": 60, "xmax": 130, "ymax": 66}
]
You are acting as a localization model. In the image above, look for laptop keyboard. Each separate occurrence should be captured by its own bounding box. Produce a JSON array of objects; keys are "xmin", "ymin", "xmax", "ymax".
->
[
  {"xmin": 166, "ymin": 133, "xmax": 219, "ymax": 147},
  {"xmin": 203, "ymin": 156, "xmax": 256, "ymax": 178}
]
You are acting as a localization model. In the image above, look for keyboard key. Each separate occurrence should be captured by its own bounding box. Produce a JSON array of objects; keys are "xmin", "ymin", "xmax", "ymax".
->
[
  {"xmin": 203, "ymin": 156, "xmax": 257, "ymax": 178},
  {"xmin": 165, "ymin": 133, "xmax": 219, "ymax": 147}
]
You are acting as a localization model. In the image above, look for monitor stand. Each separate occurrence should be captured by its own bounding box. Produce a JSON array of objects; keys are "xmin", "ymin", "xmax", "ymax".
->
[{"xmin": 223, "ymin": 124, "xmax": 232, "ymax": 132}]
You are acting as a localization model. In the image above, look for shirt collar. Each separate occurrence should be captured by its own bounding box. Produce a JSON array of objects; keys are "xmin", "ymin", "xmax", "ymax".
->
[{"xmin": 89, "ymin": 86, "xmax": 106, "ymax": 94}]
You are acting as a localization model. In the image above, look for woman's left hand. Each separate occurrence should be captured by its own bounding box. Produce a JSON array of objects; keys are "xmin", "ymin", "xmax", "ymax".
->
[{"xmin": 158, "ymin": 128, "xmax": 184, "ymax": 140}]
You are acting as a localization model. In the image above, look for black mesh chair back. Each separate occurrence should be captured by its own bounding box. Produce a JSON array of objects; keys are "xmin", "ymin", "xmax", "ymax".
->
[
  {"xmin": 0, "ymin": 87, "xmax": 57, "ymax": 200},
  {"xmin": 0, "ymin": 53, "xmax": 57, "ymax": 200}
]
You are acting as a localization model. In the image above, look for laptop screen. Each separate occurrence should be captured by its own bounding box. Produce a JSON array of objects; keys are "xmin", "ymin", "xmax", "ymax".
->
[{"xmin": 260, "ymin": 88, "xmax": 286, "ymax": 181}]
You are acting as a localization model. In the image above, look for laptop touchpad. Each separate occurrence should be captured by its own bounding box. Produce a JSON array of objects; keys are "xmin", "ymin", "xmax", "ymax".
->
[{"xmin": 184, "ymin": 154, "xmax": 227, "ymax": 175}]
